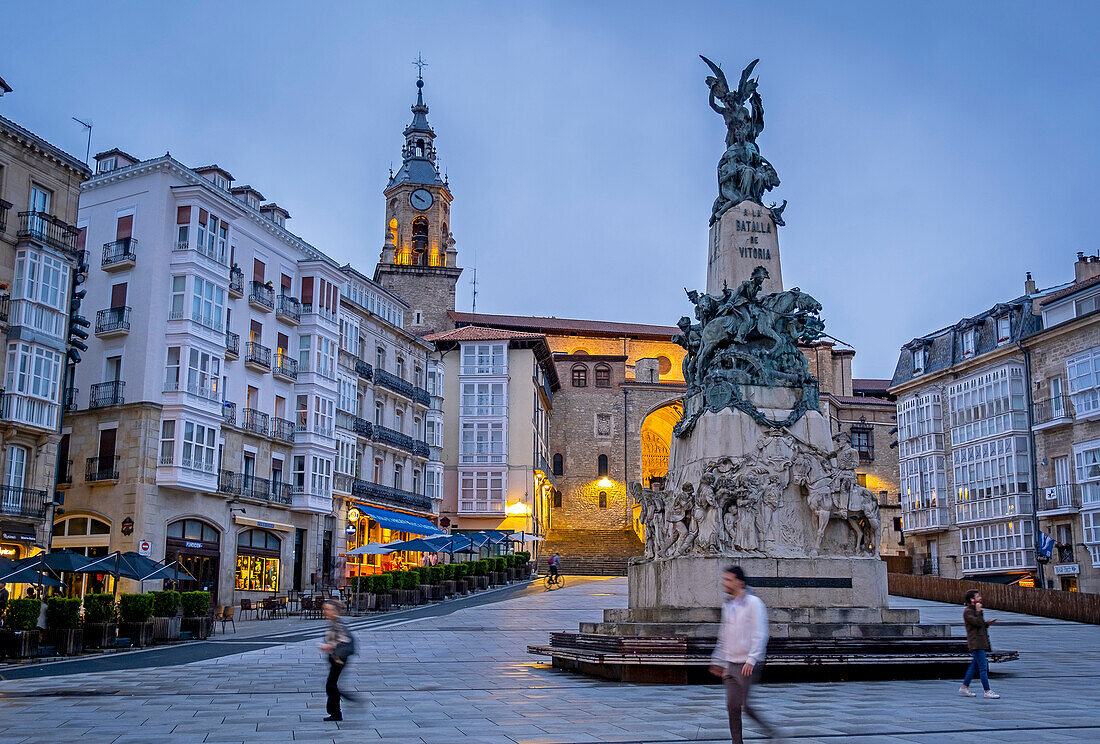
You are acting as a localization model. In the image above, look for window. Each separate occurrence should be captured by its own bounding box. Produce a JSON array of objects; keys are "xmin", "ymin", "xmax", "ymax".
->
[
  {"xmin": 11, "ymin": 249, "xmax": 70, "ymax": 338},
  {"xmin": 426, "ymin": 419, "xmax": 440, "ymax": 448},
  {"xmin": 335, "ymin": 436, "xmax": 357, "ymax": 476},
  {"xmin": 159, "ymin": 420, "xmax": 176, "ymax": 465},
  {"xmin": 947, "ymin": 366, "xmax": 1028, "ymax": 446},
  {"xmin": 182, "ymin": 422, "xmax": 217, "ymax": 473},
  {"xmin": 170, "ymin": 276, "xmax": 186, "ymax": 319},
  {"xmin": 375, "ymin": 401, "xmax": 384, "ymax": 426},
  {"xmin": 374, "ymin": 457, "xmax": 383, "ymax": 483},
  {"xmin": 413, "ymin": 469, "xmax": 421, "ymax": 495},
  {"xmin": 461, "ymin": 382, "xmax": 505, "ymax": 416},
  {"xmin": 996, "ymin": 316, "xmax": 1011, "ymax": 344},
  {"xmin": 395, "ymin": 408, "xmax": 404, "ymax": 433},
  {"xmin": 1068, "ymin": 346, "xmax": 1100, "ymax": 416},
  {"xmin": 598, "ymin": 454, "xmax": 609, "ymax": 477},
  {"xmin": 293, "ymin": 456, "xmax": 306, "ymax": 491},
  {"xmin": 425, "ymin": 469, "xmax": 440, "ymax": 501},
  {"xmin": 4, "ymin": 342, "xmax": 63, "ymax": 428},
  {"xmin": 315, "ymin": 337, "xmax": 336, "ymax": 378},
  {"xmin": 959, "ymin": 520, "xmax": 1033, "ymax": 574},
  {"xmin": 191, "ymin": 277, "xmax": 225, "ymax": 329},
  {"xmin": 850, "ymin": 427, "xmax": 874, "ymax": 460},
  {"xmin": 313, "ymin": 396, "xmax": 334, "ymax": 436},
  {"xmin": 376, "ymin": 346, "xmax": 386, "ymax": 371},
  {"xmin": 911, "ymin": 346, "xmax": 927, "ymax": 375},
  {"xmin": 461, "ymin": 421, "xmax": 505, "ymax": 463},
  {"xmin": 235, "ymin": 530, "xmax": 280, "ymax": 592},
  {"xmin": 393, "ymin": 463, "xmax": 403, "ymax": 490},
  {"xmin": 97, "ymin": 156, "xmax": 116, "ymax": 173},
  {"xmin": 571, "ymin": 365, "xmax": 588, "ymax": 387},
  {"xmin": 4, "ymin": 446, "xmax": 28, "ymax": 490},
  {"xmin": 598, "ymin": 491, "xmax": 608, "ymax": 509},
  {"xmin": 552, "ymin": 490, "xmax": 562, "ymax": 508},
  {"xmin": 459, "ymin": 471, "xmax": 505, "ymax": 513},
  {"xmin": 187, "ymin": 349, "xmax": 220, "ymax": 399},
  {"xmin": 167, "ymin": 519, "xmax": 218, "ymax": 542},
  {"xmin": 396, "ymin": 356, "xmax": 405, "ymax": 380},
  {"xmin": 595, "ymin": 365, "xmax": 612, "ymax": 388},
  {"xmin": 310, "ymin": 456, "xmax": 332, "ymax": 495},
  {"xmin": 298, "ymin": 334, "xmax": 311, "ymax": 371},
  {"xmin": 337, "ymin": 375, "xmax": 357, "ymax": 413},
  {"xmin": 553, "ymin": 453, "xmax": 563, "ymax": 477},
  {"xmin": 961, "ymin": 329, "xmax": 977, "ymax": 359},
  {"xmin": 461, "ymin": 343, "xmax": 505, "ymax": 375}
]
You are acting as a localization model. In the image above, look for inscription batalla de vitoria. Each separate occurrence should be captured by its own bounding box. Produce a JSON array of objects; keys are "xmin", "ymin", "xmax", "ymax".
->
[{"xmin": 736, "ymin": 206, "xmax": 772, "ymax": 260}]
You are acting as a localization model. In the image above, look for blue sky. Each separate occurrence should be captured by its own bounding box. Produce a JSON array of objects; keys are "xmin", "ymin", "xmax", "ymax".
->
[{"xmin": 3, "ymin": 1, "xmax": 1097, "ymax": 376}]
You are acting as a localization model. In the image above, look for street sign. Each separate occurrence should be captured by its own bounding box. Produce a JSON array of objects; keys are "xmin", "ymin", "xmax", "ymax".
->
[
  {"xmin": 138, "ymin": 539, "xmax": 152, "ymax": 556},
  {"xmin": 1054, "ymin": 563, "xmax": 1080, "ymax": 576}
]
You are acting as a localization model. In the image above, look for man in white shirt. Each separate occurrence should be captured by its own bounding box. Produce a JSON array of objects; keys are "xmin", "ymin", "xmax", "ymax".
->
[{"xmin": 709, "ymin": 565, "xmax": 776, "ymax": 744}]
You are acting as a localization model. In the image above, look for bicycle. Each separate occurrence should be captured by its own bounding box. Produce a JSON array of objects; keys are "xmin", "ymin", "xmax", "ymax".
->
[{"xmin": 544, "ymin": 572, "xmax": 565, "ymax": 591}]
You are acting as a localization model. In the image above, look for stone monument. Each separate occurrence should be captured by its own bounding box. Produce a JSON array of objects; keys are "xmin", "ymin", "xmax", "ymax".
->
[{"xmin": 529, "ymin": 57, "xmax": 1002, "ymax": 682}]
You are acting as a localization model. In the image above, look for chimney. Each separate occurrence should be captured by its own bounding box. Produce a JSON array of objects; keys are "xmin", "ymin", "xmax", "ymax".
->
[
  {"xmin": 1074, "ymin": 252, "xmax": 1100, "ymax": 284},
  {"xmin": 1024, "ymin": 272, "xmax": 1036, "ymax": 295}
]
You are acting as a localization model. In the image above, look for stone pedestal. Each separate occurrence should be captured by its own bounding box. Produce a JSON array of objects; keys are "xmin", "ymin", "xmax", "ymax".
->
[{"xmin": 707, "ymin": 202, "xmax": 782, "ymax": 295}]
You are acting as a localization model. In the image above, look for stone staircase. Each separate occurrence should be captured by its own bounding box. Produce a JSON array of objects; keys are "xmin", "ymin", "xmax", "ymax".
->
[{"xmin": 537, "ymin": 529, "xmax": 644, "ymax": 576}]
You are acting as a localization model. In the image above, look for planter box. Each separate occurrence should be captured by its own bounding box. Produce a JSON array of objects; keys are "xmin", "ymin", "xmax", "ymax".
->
[
  {"xmin": 46, "ymin": 628, "xmax": 84, "ymax": 656},
  {"xmin": 411, "ymin": 588, "xmax": 423, "ymax": 605},
  {"xmin": 477, "ymin": 575, "xmax": 490, "ymax": 590},
  {"xmin": 442, "ymin": 580, "xmax": 456, "ymax": 596},
  {"xmin": 120, "ymin": 621, "xmax": 154, "ymax": 647},
  {"xmin": 419, "ymin": 584, "xmax": 443, "ymax": 601},
  {"xmin": 455, "ymin": 578, "xmax": 469, "ymax": 595},
  {"xmin": 374, "ymin": 593, "xmax": 392, "ymax": 612},
  {"xmin": 350, "ymin": 593, "xmax": 375, "ymax": 613},
  {"xmin": 390, "ymin": 589, "xmax": 409, "ymax": 606},
  {"xmin": 1, "ymin": 630, "xmax": 40, "ymax": 658},
  {"xmin": 83, "ymin": 622, "xmax": 117, "ymax": 649},
  {"xmin": 181, "ymin": 616, "xmax": 213, "ymax": 640},
  {"xmin": 491, "ymin": 571, "xmax": 506, "ymax": 585},
  {"xmin": 153, "ymin": 615, "xmax": 182, "ymax": 641}
]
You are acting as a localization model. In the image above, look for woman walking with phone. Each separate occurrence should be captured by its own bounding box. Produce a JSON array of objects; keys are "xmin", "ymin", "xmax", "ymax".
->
[{"xmin": 959, "ymin": 589, "xmax": 1000, "ymax": 699}]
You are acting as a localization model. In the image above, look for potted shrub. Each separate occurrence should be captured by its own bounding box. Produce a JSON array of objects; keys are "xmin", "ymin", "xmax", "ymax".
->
[
  {"xmin": 348, "ymin": 577, "xmax": 375, "ymax": 612},
  {"xmin": 119, "ymin": 593, "xmax": 155, "ymax": 647},
  {"xmin": 427, "ymin": 565, "xmax": 445, "ymax": 600},
  {"xmin": 2, "ymin": 598, "xmax": 42, "ymax": 657},
  {"xmin": 441, "ymin": 563, "xmax": 456, "ymax": 596},
  {"xmin": 474, "ymin": 560, "xmax": 490, "ymax": 590},
  {"xmin": 373, "ymin": 573, "xmax": 394, "ymax": 611},
  {"xmin": 404, "ymin": 570, "xmax": 423, "ymax": 605},
  {"xmin": 83, "ymin": 593, "xmax": 117, "ymax": 649},
  {"xmin": 46, "ymin": 597, "xmax": 83, "ymax": 655},
  {"xmin": 152, "ymin": 590, "xmax": 182, "ymax": 641},
  {"xmin": 491, "ymin": 557, "xmax": 506, "ymax": 585},
  {"xmin": 180, "ymin": 591, "xmax": 212, "ymax": 640},
  {"xmin": 453, "ymin": 563, "xmax": 469, "ymax": 594}
]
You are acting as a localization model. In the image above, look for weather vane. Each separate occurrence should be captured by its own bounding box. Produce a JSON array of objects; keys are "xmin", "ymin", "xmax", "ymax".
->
[{"xmin": 412, "ymin": 52, "xmax": 428, "ymax": 79}]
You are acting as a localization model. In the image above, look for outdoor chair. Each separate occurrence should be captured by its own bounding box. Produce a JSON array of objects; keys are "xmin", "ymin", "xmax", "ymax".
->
[
  {"xmin": 220, "ymin": 605, "xmax": 236, "ymax": 633},
  {"xmin": 211, "ymin": 606, "xmax": 225, "ymax": 636},
  {"xmin": 300, "ymin": 596, "xmax": 313, "ymax": 619},
  {"xmin": 239, "ymin": 598, "xmax": 257, "ymax": 621}
]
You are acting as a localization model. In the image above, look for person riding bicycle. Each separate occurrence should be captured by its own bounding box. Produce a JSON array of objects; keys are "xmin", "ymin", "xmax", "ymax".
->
[{"xmin": 548, "ymin": 552, "xmax": 562, "ymax": 580}]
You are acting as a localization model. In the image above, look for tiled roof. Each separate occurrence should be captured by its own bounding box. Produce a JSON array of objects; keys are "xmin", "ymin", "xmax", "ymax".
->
[
  {"xmin": 852, "ymin": 378, "xmax": 891, "ymax": 392},
  {"xmin": 0, "ymin": 114, "xmax": 91, "ymax": 176},
  {"xmin": 449, "ymin": 311, "xmax": 678, "ymax": 339},
  {"xmin": 423, "ymin": 326, "xmax": 545, "ymax": 342},
  {"xmin": 828, "ymin": 395, "xmax": 896, "ymax": 407},
  {"xmin": 94, "ymin": 147, "xmax": 140, "ymax": 163},
  {"xmin": 1039, "ymin": 274, "xmax": 1100, "ymax": 306}
]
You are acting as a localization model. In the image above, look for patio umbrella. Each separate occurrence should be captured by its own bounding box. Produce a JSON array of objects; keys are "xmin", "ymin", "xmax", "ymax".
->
[
  {"xmin": 12, "ymin": 550, "xmax": 94, "ymax": 574},
  {"xmin": 0, "ymin": 568, "xmax": 62, "ymax": 588},
  {"xmin": 346, "ymin": 541, "xmax": 401, "ymax": 556},
  {"xmin": 506, "ymin": 532, "xmax": 545, "ymax": 543},
  {"xmin": 135, "ymin": 559, "xmax": 195, "ymax": 583}
]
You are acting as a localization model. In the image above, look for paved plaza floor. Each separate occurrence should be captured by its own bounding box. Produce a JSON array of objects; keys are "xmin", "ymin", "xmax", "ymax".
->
[{"xmin": 0, "ymin": 576, "xmax": 1097, "ymax": 743}]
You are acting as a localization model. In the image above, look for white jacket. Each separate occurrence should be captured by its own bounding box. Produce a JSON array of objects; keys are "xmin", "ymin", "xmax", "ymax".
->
[{"xmin": 710, "ymin": 591, "xmax": 769, "ymax": 668}]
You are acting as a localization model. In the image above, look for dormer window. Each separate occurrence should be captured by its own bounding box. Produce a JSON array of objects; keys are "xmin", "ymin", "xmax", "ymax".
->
[
  {"xmin": 97, "ymin": 156, "xmax": 116, "ymax": 174},
  {"xmin": 912, "ymin": 347, "xmax": 927, "ymax": 376},
  {"xmin": 961, "ymin": 329, "xmax": 977, "ymax": 359},
  {"xmin": 212, "ymin": 174, "xmax": 228, "ymax": 189},
  {"xmin": 247, "ymin": 196, "xmax": 258, "ymax": 209},
  {"xmin": 996, "ymin": 316, "xmax": 1011, "ymax": 345}
]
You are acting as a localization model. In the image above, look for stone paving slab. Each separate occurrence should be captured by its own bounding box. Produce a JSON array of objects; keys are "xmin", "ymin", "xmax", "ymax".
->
[{"xmin": 0, "ymin": 577, "xmax": 1098, "ymax": 743}]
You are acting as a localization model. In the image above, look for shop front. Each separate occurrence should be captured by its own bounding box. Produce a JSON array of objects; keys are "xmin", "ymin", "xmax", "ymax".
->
[
  {"xmin": 345, "ymin": 504, "xmax": 438, "ymax": 576},
  {"xmin": 0, "ymin": 521, "xmax": 37, "ymax": 565},
  {"xmin": 232, "ymin": 515, "xmax": 293, "ymax": 598},
  {"xmin": 51, "ymin": 515, "xmax": 112, "ymax": 597},
  {"xmin": 164, "ymin": 519, "xmax": 221, "ymax": 603}
]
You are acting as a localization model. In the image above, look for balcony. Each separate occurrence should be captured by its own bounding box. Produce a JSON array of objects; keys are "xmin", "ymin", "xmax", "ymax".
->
[
  {"xmin": 57, "ymin": 459, "xmax": 74, "ymax": 487},
  {"xmin": 276, "ymin": 295, "xmax": 301, "ymax": 324},
  {"xmin": 0, "ymin": 294, "xmax": 9, "ymax": 327},
  {"xmin": 89, "ymin": 381, "xmax": 125, "ymax": 408},
  {"xmin": 18, "ymin": 211, "xmax": 79, "ymax": 254},
  {"xmin": 228, "ymin": 266, "xmax": 244, "ymax": 297},
  {"xmin": 1032, "ymin": 396, "xmax": 1073, "ymax": 430},
  {"xmin": 239, "ymin": 474, "xmax": 292, "ymax": 506},
  {"xmin": 334, "ymin": 473, "xmax": 354, "ymax": 495},
  {"xmin": 95, "ymin": 306, "xmax": 131, "ymax": 337},
  {"xmin": 85, "ymin": 456, "xmax": 121, "ymax": 483},
  {"xmin": 0, "ymin": 199, "xmax": 10, "ymax": 233},
  {"xmin": 372, "ymin": 424, "xmax": 414, "ymax": 452},
  {"xmin": 375, "ymin": 368, "xmax": 415, "ymax": 399},
  {"xmin": 221, "ymin": 401, "xmax": 237, "ymax": 426},
  {"xmin": 954, "ymin": 493, "xmax": 1032, "ymax": 525},
  {"xmin": 412, "ymin": 387, "xmax": 431, "ymax": 407},
  {"xmin": 301, "ymin": 303, "xmax": 337, "ymax": 324},
  {"xmin": 902, "ymin": 506, "xmax": 951, "ymax": 534},
  {"xmin": 217, "ymin": 469, "xmax": 241, "ymax": 495},
  {"xmin": 272, "ymin": 353, "xmax": 298, "ymax": 381},
  {"xmin": 412, "ymin": 440, "xmax": 431, "ymax": 458},
  {"xmin": 248, "ymin": 281, "xmax": 274, "ymax": 311},
  {"xmin": 352, "ymin": 479, "xmax": 433, "ymax": 513},
  {"xmin": 290, "ymin": 487, "xmax": 334, "ymax": 514},
  {"xmin": 242, "ymin": 408, "xmax": 270, "ymax": 437},
  {"xmin": 0, "ymin": 485, "xmax": 48, "ymax": 519},
  {"xmin": 355, "ymin": 360, "xmax": 373, "ymax": 380},
  {"xmin": 101, "ymin": 237, "xmax": 138, "ymax": 270},
  {"xmin": 63, "ymin": 387, "xmax": 78, "ymax": 412},
  {"xmin": 244, "ymin": 341, "xmax": 271, "ymax": 370},
  {"xmin": 1, "ymin": 392, "xmax": 58, "ymax": 431},
  {"xmin": 273, "ymin": 417, "xmax": 295, "ymax": 443},
  {"xmin": 1038, "ymin": 483, "xmax": 1082, "ymax": 516},
  {"xmin": 225, "ymin": 331, "xmax": 240, "ymax": 358}
]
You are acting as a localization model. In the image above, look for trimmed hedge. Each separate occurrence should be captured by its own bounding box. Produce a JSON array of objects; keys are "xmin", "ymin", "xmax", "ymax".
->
[
  {"xmin": 119, "ymin": 593, "xmax": 154, "ymax": 623},
  {"xmin": 373, "ymin": 573, "xmax": 394, "ymax": 593},
  {"xmin": 453, "ymin": 563, "xmax": 468, "ymax": 580},
  {"xmin": 152, "ymin": 590, "xmax": 181, "ymax": 618},
  {"xmin": 83, "ymin": 593, "xmax": 116, "ymax": 624},
  {"xmin": 46, "ymin": 597, "xmax": 81, "ymax": 629},
  {"xmin": 428, "ymin": 566, "xmax": 444, "ymax": 584},
  {"xmin": 180, "ymin": 591, "xmax": 210, "ymax": 617},
  {"xmin": 516, "ymin": 551, "xmax": 531, "ymax": 563},
  {"xmin": 442, "ymin": 563, "xmax": 455, "ymax": 581},
  {"xmin": 5, "ymin": 598, "xmax": 40, "ymax": 631}
]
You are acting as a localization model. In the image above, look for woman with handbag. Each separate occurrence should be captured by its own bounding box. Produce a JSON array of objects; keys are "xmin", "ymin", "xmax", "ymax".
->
[{"xmin": 318, "ymin": 599, "xmax": 358, "ymax": 721}]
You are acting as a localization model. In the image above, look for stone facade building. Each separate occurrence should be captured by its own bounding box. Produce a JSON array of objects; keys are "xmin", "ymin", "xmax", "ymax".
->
[{"xmin": 0, "ymin": 94, "xmax": 91, "ymax": 567}]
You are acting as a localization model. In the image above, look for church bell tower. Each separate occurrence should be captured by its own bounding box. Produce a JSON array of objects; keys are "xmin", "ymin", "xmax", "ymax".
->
[{"xmin": 373, "ymin": 71, "xmax": 462, "ymax": 334}]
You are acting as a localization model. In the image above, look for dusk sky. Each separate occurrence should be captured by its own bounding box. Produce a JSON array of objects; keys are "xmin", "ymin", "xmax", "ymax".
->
[{"xmin": 3, "ymin": 1, "xmax": 1097, "ymax": 377}]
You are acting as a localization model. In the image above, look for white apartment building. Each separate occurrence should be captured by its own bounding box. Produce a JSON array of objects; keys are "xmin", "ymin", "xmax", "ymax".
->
[{"xmin": 62, "ymin": 149, "xmax": 435, "ymax": 603}]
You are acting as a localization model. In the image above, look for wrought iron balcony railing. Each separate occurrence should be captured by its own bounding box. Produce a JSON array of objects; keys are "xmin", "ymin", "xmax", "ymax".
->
[
  {"xmin": 57, "ymin": 459, "xmax": 73, "ymax": 486},
  {"xmin": 85, "ymin": 456, "xmax": 121, "ymax": 482},
  {"xmin": 248, "ymin": 281, "xmax": 274, "ymax": 310},
  {"xmin": 273, "ymin": 353, "xmax": 298, "ymax": 380},
  {"xmin": 18, "ymin": 211, "xmax": 79, "ymax": 254},
  {"xmin": 95, "ymin": 306, "xmax": 131, "ymax": 334},
  {"xmin": 245, "ymin": 341, "xmax": 271, "ymax": 368},
  {"xmin": 0, "ymin": 199, "xmax": 10, "ymax": 233},
  {"xmin": 89, "ymin": 380, "xmax": 125, "ymax": 408},
  {"xmin": 1032, "ymin": 396, "xmax": 1074, "ymax": 426},
  {"xmin": 412, "ymin": 387, "xmax": 431, "ymax": 407},
  {"xmin": 225, "ymin": 331, "xmax": 240, "ymax": 356},
  {"xmin": 374, "ymin": 368, "xmax": 414, "ymax": 399},
  {"xmin": 0, "ymin": 485, "xmax": 48, "ymax": 519},
  {"xmin": 352, "ymin": 478, "xmax": 432, "ymax": 513},
  {"xmin": 0, "ymin": 294, "xmax": 9, "ymax": 325},
  {"xmin": 242, "ymin": 408, "xmax": 270, "ymax": 436},
  {"xmin": 101, "ymin": 237, "xmax": 138, "ymax": 268},
  {"xmin": 412, "ymin": 440, "xmax": 431, "ymax": 458},
  {"xmin": 1038, "ymin": 483, "xmax": 1082, "ymax": 512},
  {"xmin": 63, "ymin": 386, "xmax": 79, "ymax": 412},
  {"xmin": 273, "ymin": 417, "xmax": 296, "ymax": 443},
  {"xmin": 355, "ymin": 360, "xmax": 373, "ymax": 380},
  {"xmin": 218, "ymin": 469, "xmax": 241, "ymax": 495},
  {"xmin": 229, "ymin": 266, "xmax": 244, "ymax": 296},
  {"xmin": 372, "ymin": 424, "xmax": 414, "ymax": 452},
  {"xmin": 276, "ymin": 294, "xmax": 301, "ymax": 322}
]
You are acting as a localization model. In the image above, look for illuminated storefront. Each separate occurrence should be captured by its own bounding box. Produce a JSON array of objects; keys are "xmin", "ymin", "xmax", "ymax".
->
[
  {"xmin": 165, "ymin": 519, "xmax": 221, "ymax": 603},
  {"xmin": 234, "ymin": 529, "xmax": 281, "ymax": 592},
  {"xmin": 51, "ymin": 515, "xmax": 112, "ymax": 597},
  {"xmin": 345, "ymin": 503, "xmax": 438, "ymax": 576}
]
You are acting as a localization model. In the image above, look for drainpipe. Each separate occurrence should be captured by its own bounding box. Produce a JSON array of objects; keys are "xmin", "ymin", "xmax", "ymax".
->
[
  {"xmin": 1019, "ymin": 338, "xmax": 1045, "ymax": 589},
  {"xmin": 623, "ymin": 387, "xmax": 629, "ymax": 529}
]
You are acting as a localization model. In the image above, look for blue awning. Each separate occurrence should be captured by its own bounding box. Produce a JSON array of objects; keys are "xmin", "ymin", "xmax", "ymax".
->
[{"xmin": 354, "ymin": 503, "xmax": 438, "ymax": 536}]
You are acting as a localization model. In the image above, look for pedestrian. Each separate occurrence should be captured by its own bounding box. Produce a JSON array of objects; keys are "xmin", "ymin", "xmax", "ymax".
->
[
  {"xmin": 959, "ymin": 589, "xmax": 1000, "ymax": 699},
  {"xmin": 709, "ymin": 565, "xmax": 777, "ymax": 744},
  {"xmin": 25, "ymin": 586, "xmax": 35, "ymax": 600},
  {"xmin": 318, "ymin": 599, "xmax": 357, "ymax": 721}
]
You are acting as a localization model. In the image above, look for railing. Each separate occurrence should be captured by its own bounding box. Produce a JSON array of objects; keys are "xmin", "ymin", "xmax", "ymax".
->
[
  {"xmin": 373, "ymin": 424, "xmax": 414, "ymax": 452},
  {"xmin": 0, "ymin": 199, "xmax": 10, "ymax": 233},
  {"xmin": 412, "ymin": 440, "xmax": 431, "ymax": 459},
  {"xmin": 412, "ymin": 387, "xmax": 431, "ymax": 407},
  {"xmin": 18, "ymin": 211, "xmax": 79, "ymax": 254},
  {"xmin": 355, "ymin": 360, "xmax": 373, "ymax": 380},
  {"xmin": 241, "ymin": 474, "xmax": 290, "ymax": 505},
  {"xmin": 272, "ymin": 353, "xmax": 298, "ymax": 380},
  {"xmin": 1032, "ymin": 396, "xmax": 1073, "ymax": 426},
  {"xmin": 95, "ymin": 306, "xmax": 131, "ymax": 334},
  {"xmin": 162, "ymin": 379, "xmax": 218, "ymax": 401},
  {"xmin": 352, "ymin": 478, "xmax": 433, "ymax": 512},
  {"xmin": 221, "ymin": 401, "xmax": 237, "ymax": 426},
  {"xmin": 102, "ymin": 237, "xmax": 138, "ymax": 267},
  {"xmin": 902, "ymin": 506, "xmax": 951, "ymax": 532},
  {"xmin": 174, "ymin": 236, "xmax": 226, "ymax": 265},
  {"xmin": 276, "ymin": 294, "xmax": 301, "ymax": 322},
  {"xmin": 301, "ymin": 303, "xmax": 337, "ymax": 323},
  {"xmin": 225, "ymin": 331, "xmax": 240, "ymax": 356},
  {"xmin": 273, "ymin": 417, "xmax": 296, "ymax": 443},
  {"xmin": 954, "ymin": 493, "xmax": 1032, "ymax": 525},
  {"xmin": 245, "ymin": 341, "xmax": 271, "ymax": 368},
  {"xmin": 57, "ymin": 459, "xmax": 73, "ymax": 486},
  {"xmin": 375, "ymin": 368, "xmax": 414, "ymax": 398},
  {"xmin": 0, "ymin": 294, "xmax": 9, "ymax": 325},
  {"xmin": 229, "ymin": 266, "xmax": 244, "ymax": 295},
  {"xmin": 1, "ymin": 392, "xmax": 59, "ymax": 430},
  {"xmin": 1039, "ymin": 483, "xmax": 1082, "ymax": 512},
  {"xmin": 242, "ymin": 408, "xmax": 270, "ymax": 436},
  {"xmin": 272, "ymin": 481, "xmax": 293, "ymax": 505},
  {"xmin": 89, "ymin": 381, "xmax": 125, "ymax": 408},
  {"xmin": 0, "ymin": 485, "xmax": 48, "ymax": 519},
  {"xmin": 248, "ymin": 281, "xmax": 274, "ymax": 310},
  {"xmin": 354, "ymin": 418, "xmax": 372, "ymax": 437},
  {"xmin": 85, "ymin": 456, "xmax": 121, "ymax": 482},
  {"xmin": 1057, "ymin": 545, "xmax": 1076, "ymax": 563},
  {"xmin": 218, "ymin": 469, "xmax": 241, "ymax": 495},
  {"xmin": 64, "ymin": 387, "xmax": 79, "ymax": 411}
]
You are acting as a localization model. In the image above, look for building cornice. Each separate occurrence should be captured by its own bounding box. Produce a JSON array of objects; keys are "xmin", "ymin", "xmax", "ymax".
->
[
  {"xmin": 0, "ymin": 115, "xmax": 92, "ymax": 177},
  {"xmin": 889, "ymin": 346, "xmax": 1023, "ymax": 397}
]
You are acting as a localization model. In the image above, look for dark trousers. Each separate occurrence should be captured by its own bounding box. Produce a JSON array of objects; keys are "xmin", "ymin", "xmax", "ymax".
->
[
  {"xmin": 326, "ymin": 658, "xmax": 345, "ymax": 717},
  {"xmin": 724, "ymin": 668, "xmax": 774, "ymax": 744}
]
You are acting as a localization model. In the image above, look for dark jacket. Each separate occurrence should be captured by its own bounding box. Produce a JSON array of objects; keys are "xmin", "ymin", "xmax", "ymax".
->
[
  {"xmin": 963, "ymin": 606, "xmax": 991, "ymax": 651},
  {"xmin": 325, "ymin": 616, "xmax": 356, "ymax": 663}
]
